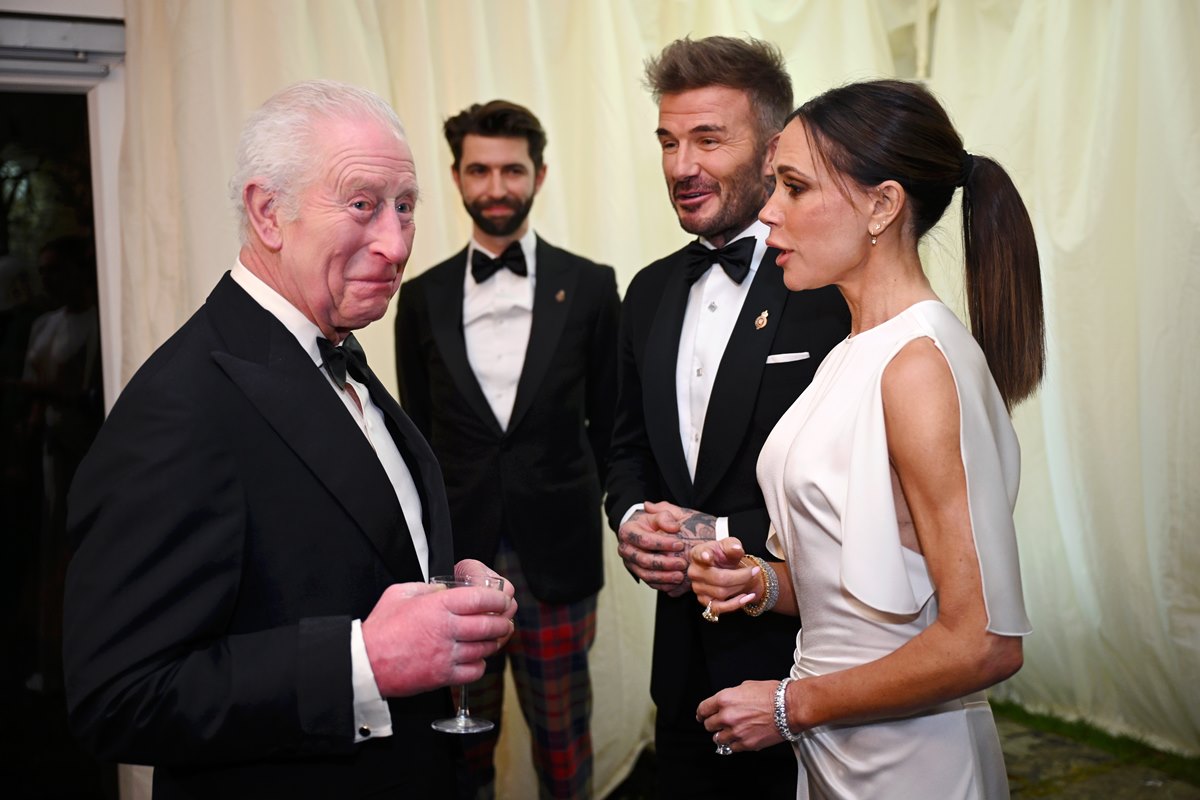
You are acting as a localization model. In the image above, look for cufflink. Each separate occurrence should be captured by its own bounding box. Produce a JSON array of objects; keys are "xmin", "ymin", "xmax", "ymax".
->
[{"xmin": 358, "ymin": 725, "xmax": 372, "ymax": 738}]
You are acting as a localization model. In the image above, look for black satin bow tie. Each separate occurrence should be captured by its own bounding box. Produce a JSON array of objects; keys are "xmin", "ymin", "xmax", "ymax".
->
[
  {"xmin": 471, "ymin": 241, "xmax": 528, "ymax": 283},
  {"xmin": 683, "ymin": 237, "xmax": 756, "ymax": 285},
  {"xmin": 317, "ymin": 333, "xmax": 371, "ymax": 386}
]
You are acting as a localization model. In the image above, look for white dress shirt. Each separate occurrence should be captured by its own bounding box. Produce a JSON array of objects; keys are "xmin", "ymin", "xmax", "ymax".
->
[
  {"xmin": 622, "ymin": 220, "xmax": 771, "ymax": 540},
  {"xmin": 462, "ymin": 230, "xmax": 536, "ymax": 431},
  {"xmin": 231, "ymin": 261, "xmax": 428, "ymax": 742}
]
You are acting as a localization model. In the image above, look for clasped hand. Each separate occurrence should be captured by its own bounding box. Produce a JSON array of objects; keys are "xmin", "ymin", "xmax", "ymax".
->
[
  {"xmin": 688, "ymin": 537, "xmax": 764, "ymax": 616},
  {"xmin": 616, "ymin": 500, "xmax": 716, "ymax": 597},
  {"xmin": 361, "ymin": 559, "xmax": 516, "ymax": 697}
]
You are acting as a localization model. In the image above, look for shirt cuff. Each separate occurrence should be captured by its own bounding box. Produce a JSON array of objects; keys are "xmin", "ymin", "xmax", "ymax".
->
[
  {"xmin": 715, "ymin": 516, "xmax": 729, "ymax": 541},
  {"xmin": 350, "ymin": 619, "xmax": 393, "ymax": 742},
  {"xmin": 619, "ymin": 503, "xmax": 645, "ymax": 527}
]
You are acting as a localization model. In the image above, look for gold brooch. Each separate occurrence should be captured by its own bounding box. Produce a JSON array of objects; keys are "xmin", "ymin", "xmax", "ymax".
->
[{"xmin": 754, "ymin": 310, "xmax": 769, "ymax": 330}]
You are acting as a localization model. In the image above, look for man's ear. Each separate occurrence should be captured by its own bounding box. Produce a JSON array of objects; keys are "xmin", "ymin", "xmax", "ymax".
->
[
  {"xmin": 533, "ymin": 163, "xmax": 548, "ymax": 193},
  {"xmin": 762, "ymin": 133, "xmax": 781, "ymax": 177},
  {"xmin": 244, "ymin": 182, "xmax": 283, "ymax": 251},
  {"xmin": 450, "ymin": 165, "xmax": 463, "ymax": 194}
]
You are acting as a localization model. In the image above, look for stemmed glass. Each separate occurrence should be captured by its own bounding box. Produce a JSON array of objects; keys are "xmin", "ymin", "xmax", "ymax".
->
[{"xmin": 428, "ymin": 573, "xmax": 507, "ymax": 734}]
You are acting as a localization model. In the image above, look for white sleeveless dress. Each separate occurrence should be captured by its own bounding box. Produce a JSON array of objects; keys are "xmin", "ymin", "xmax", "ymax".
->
[{"xmin": 757, "ymin": 301, "xmax": 1031, "ymax": 800}]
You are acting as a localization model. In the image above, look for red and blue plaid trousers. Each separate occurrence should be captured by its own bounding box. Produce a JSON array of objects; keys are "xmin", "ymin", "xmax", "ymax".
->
[{"xmin": 459, "ymin": 537, "xmax": 597, "ymax": 800}]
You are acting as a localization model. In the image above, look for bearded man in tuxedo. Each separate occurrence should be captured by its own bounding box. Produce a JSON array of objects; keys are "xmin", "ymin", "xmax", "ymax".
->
[
  {"xmin": 605, "ymin": 36, "xmax": 850, "ymax": 800},
  {"xmin": 395, "ymin": 100, "xmax": 618, "ymax": 800}
]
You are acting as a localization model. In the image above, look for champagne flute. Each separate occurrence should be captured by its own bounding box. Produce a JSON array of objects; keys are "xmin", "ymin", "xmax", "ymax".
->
[{"xmin": 428, "ymin": 573, "xmax": 507, "ymax": 733}]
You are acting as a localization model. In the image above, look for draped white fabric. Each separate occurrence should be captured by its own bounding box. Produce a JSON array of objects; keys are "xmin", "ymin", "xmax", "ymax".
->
[{"xmin": 112, "ymin": 1, "xmax": 1198, "ymax": 795}]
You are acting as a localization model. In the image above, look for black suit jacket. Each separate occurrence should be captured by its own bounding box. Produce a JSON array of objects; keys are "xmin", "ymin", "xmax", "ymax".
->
[
  {"xmin": 605, "ymin": 244, "xmax": 849, "ymax": 722},
  {"xmin": 62, "ymin": 274, "xmax": 458, "ymax": 799},
  {"xmin": 395, "ymin": 236, "xmax": 619, "ymax": 604}
]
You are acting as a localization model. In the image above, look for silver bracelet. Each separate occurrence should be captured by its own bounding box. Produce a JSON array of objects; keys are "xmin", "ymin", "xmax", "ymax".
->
[
  {"xmin": 743, "ymin": 556, "xmax": 779, "ymax": 617},
  {"xmin": 774, "ymin": 677, "xmax": 802, "ymax": 742}
]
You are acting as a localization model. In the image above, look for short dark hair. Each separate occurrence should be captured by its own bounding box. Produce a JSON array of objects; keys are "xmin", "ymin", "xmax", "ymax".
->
[
  {"xmin": 793, "ymin": 79, "xmax": 1044, "ymax": 407},
  {"xmin": 644, "ymin": 35, "xmax": 793, "ymax": 144},
  {"xmin": 443, "ymin": 100, "xmax": 547, "ymax": 171}
]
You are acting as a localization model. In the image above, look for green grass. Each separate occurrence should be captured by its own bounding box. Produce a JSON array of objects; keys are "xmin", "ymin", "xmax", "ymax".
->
[{"xmin": 991, "ymin": 700, "xmax": 1200, "ymax": 787}]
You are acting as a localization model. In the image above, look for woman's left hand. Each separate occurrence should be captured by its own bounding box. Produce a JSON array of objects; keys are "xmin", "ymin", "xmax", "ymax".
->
[{"xmin": 696, "ymin": 680, "xmax": 784, "ymax": 753}]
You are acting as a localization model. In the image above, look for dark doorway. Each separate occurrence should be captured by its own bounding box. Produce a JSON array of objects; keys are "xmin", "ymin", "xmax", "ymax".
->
[{"xmin": 1, "ymin": 90, "xmax": 115, "ymax": 799}]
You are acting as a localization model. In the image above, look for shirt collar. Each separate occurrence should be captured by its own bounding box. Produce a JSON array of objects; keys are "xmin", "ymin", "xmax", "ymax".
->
[
  {"xmin": 697, "ymin": 219, "xmax": 769, "ymax": 250},
  {"xmin": 229, "ymin": 259, "xmax": 326, "ymax": 368}
]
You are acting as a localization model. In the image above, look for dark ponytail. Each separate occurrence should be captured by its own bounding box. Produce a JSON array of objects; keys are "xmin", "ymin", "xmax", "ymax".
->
[
  {"xmin": 960, "ymin": 156, "xmax": 1045, "ymax": 407},
  {"xmin": 793, "ymin": 80, "xmax": 1044, "ymax": 408}
]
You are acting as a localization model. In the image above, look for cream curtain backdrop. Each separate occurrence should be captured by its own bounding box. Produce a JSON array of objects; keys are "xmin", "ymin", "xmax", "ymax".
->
[
  {"xmin": 111, "ymin": 0, "xmax": 1197, "ymax": 796},
  {"xmin": 925, "ymin": 0, "xmax": 1200, "ymax": 758}
]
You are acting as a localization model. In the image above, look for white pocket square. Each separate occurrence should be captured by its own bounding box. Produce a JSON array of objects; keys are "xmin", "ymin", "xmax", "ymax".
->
[{"xmin": 765, "ymin": 352, "xmax": 810, "ymax": 364}]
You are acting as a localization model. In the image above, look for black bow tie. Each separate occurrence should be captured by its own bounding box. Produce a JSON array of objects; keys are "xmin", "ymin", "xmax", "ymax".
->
[
  {"xmin": 683, "ymin": 237, "xmax": 756, "ymax": 285},
  {"xmin": 317, "ymin": 333, "xmax": 371, "ymax": 386},
  {"xmin": 471, "ymin": 241, "xmax": 528, "ymax": 283}
]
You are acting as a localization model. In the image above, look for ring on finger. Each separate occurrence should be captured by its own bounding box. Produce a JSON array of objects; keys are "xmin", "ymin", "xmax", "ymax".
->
[
  {"xmin": 701, "ymin": 600, "xmax": 719, "ymax": 623},
  {"xmin": 715, "ymin": 742, "xmax": 733, "ymax": 756}
]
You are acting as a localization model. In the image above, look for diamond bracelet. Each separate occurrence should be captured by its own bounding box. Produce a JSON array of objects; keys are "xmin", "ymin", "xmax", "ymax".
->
[{"xmin": 774, "ymin": 677, "xmax": 802, "ymax": 742}]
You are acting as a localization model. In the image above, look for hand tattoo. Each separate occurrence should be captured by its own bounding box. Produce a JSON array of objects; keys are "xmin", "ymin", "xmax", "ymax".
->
[{"xmin": 677, "ymin": 510, "xmax": 718, "ymax": 542}]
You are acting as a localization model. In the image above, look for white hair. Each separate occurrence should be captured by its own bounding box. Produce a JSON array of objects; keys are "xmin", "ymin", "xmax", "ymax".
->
[{"xmin": 229, "ymin": 79, "xmax": 407, "ymax": 243}]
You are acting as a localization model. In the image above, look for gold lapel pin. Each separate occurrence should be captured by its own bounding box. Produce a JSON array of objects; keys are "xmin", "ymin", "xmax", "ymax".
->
[
  {"xmin": 754, "ymin": 309, "xmax": 769, "ymax": 330},
  {"xmin": 555, "ymin": 289, "xmax": 566, "ymax": 303}
]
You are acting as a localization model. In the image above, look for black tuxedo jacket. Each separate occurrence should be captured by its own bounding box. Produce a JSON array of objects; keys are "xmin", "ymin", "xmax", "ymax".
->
[
  {"xmin": 605, "ymin": 245, "xmax": 849, "ymax": 722},
  {"xmin": 62, "ymin": 274, "xmax": 458, "ymax": 799},
  {"xmin": 395, "ymin": 237, "xmax": 619, "ymax": 604}
]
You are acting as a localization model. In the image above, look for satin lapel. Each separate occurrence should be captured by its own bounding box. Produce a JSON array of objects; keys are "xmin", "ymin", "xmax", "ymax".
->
[
  {"xmin": 643, "ymin": 256, "xmax": 694, "ymax": 505},
  {"xmin": 207, "ymin": 288, "xmax": 422, "ymax": 580},
  {"xmin": 507, "ymin": 240, "xmax": 576, "ymax": 433},
  {"xmin": 692, "ymin": 250, "xmax": 789, "ymax": 503},
  {"xmin": 425, "ymin": 251, "xmax": 503, "ymax": 435}
]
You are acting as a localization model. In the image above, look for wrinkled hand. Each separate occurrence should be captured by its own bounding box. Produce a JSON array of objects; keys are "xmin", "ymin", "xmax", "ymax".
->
[
  {"xmin": 361, "ymin": 575, "xmax": 516, "ymax": 698},
  {"xmin": 454, "ymin": 558, "xmax": 517, "ymax": 649},
  {"xmin": 697, "ymin": 680, "xmax": 781, "ymax": 754},
  {"xmin": 689, "ymin": 538, "xmax": 762, "ymax": 616}
]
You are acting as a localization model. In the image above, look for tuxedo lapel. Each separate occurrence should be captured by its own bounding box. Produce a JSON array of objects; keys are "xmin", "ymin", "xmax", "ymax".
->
[
  {"xmin": 692, "ymin": 250, "xmax": 789, "ymax": 503},
  {"xmin": 643, "ymin": 255, "xmax": 694, "ymax": 505},
  {"xmin": 424, "ymin": 250, "xmax": 503, "ymax": 435},
  {"xmin": 507, "ymin": 239, "xmax": 576, "ymax": 433},
  {"xmin": 206, "ymin": 277, "xmax": 426, "ymax": 581}
]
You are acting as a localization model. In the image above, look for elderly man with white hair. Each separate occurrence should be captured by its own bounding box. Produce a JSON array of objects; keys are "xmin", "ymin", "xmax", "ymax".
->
[{"xmin": 62, "ymin": 79, "xmax": 516, "ymax": 799}]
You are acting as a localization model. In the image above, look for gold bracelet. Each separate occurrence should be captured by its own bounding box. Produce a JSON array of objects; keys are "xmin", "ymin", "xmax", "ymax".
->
[{"xmin": 742, "ymin": 556, "xmax": 778, "ymax": 617}]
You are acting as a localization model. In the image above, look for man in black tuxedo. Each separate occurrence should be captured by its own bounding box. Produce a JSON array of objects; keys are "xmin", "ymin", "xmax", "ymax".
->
[
  {"xmin": 395, "ymin": 100, "xmax": 618, "ymax": 800},
  {"xmin": 605, "ymin": 37, "xmax": 850, "ymax": 800},
  {"xmin": 61, "ymin": 80, "xmax": 516, "ymax": 800}
]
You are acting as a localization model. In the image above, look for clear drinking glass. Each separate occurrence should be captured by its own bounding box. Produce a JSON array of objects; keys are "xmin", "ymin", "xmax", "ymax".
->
[{"xmin": 428, "ymin": 573, "xmax": 507, "ymax": 734}]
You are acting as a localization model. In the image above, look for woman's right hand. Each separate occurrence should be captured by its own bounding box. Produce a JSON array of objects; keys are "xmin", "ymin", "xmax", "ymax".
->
[{"xmin": 689, "ymin": 538, "xmax": 764, "ymax": 616}]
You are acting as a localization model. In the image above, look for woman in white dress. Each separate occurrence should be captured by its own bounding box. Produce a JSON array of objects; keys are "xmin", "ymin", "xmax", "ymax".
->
[{"xmin": 687, "ymin": 80, "xmax": 1045, "ymax": 799}]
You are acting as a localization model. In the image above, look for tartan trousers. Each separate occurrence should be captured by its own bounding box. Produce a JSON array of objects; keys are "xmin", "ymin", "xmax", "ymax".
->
[{"xmin": 459, "ymin": 537, "xmax": 597, "ymax": 800}]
